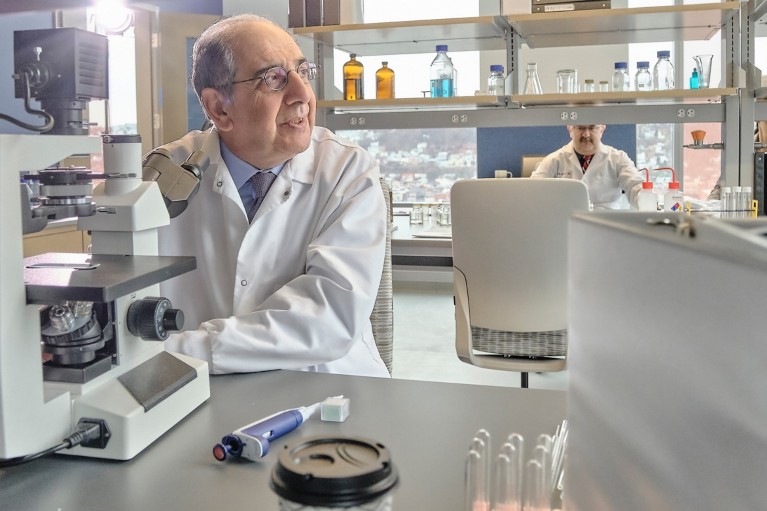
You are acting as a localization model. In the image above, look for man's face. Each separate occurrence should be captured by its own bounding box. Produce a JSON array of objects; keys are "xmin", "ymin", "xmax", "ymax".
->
[
  {"xmin": 218, "ymin": 22, "xmax": 316, "ymax": 169},
  {"xmin": 567, "ymin": 125, "xmax": 604, "ymax": 156}
]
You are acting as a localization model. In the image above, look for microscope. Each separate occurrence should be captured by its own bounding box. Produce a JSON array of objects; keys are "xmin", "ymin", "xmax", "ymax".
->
[{"xmin": 0, "ymin": 28, "xmax": 211, "ymax": 461}]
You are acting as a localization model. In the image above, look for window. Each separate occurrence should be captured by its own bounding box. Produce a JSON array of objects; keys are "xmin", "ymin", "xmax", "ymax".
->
[{"xmin": 337, "ymin": 0, "xmax": 480, "ymax": 205}]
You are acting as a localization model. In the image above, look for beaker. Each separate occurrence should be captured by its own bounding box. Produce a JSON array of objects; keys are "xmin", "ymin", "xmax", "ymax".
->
[
  {"xmin": 556, "ymin": 69, "xmax": 577, "ymax": 93},
  {"xmin": 693, "ymin": 54, "xmax": 713, "ymax": 89}
]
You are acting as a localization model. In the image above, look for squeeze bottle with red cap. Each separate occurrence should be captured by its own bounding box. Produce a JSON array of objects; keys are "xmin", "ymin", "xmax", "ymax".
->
[
  {"xmin": 656, "ymin": 167, "xmax": 683, "ymax": 212},
  {"xmin": 637, "ymin": 168, "xmax": 658, "ymax": 211}
]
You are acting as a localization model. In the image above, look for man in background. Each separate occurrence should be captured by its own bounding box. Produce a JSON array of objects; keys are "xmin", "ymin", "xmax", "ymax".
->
[{"xmin": 531, "ymin": 124, "xmax": 644, "ymax": 209}]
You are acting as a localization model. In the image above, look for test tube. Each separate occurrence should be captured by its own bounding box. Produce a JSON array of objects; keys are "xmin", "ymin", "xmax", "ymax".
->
[
  {"xmin": 492, "ymin": 453, "xmax": 514, "ymax": 511},
  {"xmin": 475, "ymin": 429, "xmax": 492, "ymax": 499},
  {"xmin": 499, "ymin": 443, "xmax": 522, "ymax": 511},
  {"xmin": 524, "ymin": 459, "xmax": 546, "ymax": 511},
  {"xmin": 507, "ymin": 434, "xmax": 524, "ymax": 510},
  {"xmin": 465, "ymin": 450, "xmax": 489, "ymax": 511}
]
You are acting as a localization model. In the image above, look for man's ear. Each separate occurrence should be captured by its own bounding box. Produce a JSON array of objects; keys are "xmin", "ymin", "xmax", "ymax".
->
[{"xmin": 200, "ymin": 88, "xmax": 234, "ymax": 132}]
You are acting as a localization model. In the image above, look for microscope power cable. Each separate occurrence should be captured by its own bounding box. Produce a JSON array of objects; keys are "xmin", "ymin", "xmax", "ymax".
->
[
  {"xmin": 0, "ymin": 421, "xmax": 104, "ymax": 468},
  {"xmin": 0, "ymin": 71, "xmax": 55, "ymax": 133}
]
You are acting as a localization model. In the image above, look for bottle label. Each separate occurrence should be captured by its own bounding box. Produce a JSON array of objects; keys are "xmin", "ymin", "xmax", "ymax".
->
[
  {"xmin": 344, "ymin": 78, "xmax": 364, "ymax": 100},
  {"xmin": 430, "ymin": 78, "xmax": 454, "ymax": 98}
]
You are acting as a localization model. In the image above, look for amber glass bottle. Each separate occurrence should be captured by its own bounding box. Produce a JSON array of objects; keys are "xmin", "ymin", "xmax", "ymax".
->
[
  {"xmin": 375, "ymin": 61, "xmax": 395, "ymax": 99},
  {"xmin": 343, "ymin": 54, "xmax": 364, "ymax": 100}
]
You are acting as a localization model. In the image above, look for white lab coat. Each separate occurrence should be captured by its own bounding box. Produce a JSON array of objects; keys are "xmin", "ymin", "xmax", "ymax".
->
[
  {"xmin": 157, "ymin": 127, "xmax": 390, "ymax": 378},
  {"xmin": 530, "ymin": 141, "xmax": 644, "ymax": 209}
]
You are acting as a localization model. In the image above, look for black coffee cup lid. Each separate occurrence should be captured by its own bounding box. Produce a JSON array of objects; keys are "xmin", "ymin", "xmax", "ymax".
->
[{"xmin": 270, "ymin": 435, "xmax": 398, "ymax": 507}]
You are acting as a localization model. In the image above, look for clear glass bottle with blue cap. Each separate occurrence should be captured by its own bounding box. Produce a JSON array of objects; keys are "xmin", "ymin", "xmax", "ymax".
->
[
  {"xmin": 430, "ymin": 44, "xmax": 455, "ymax": 98},
  {"xmin": 653, "ymin": 50, "xmax": 675, "ymax": 90}
]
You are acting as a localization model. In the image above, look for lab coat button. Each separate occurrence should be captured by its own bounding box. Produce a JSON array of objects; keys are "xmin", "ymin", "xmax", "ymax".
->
[
  {"xmin": 240, "ymin": 279, "xmax": 247, "ymax": 286},
  {"xmin": 216, "ymin": 181, "xmax": 223, "ymax": 187},
  {"xmin": 283, "ymin": 189, "xmax": 290, "ymax": 197}
]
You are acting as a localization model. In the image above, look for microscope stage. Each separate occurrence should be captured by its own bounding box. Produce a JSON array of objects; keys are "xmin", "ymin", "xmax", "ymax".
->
[{"xmin": 24, "ymin": 252, "xmax": 196, "ymax": 303}]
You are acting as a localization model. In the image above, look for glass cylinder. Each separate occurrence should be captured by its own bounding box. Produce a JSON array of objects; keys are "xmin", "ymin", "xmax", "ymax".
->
[
  {"xmin": 523, "ymin": 62, "xmax": 543, "ymax": 94},
  {"xmin": 343, "ymin": 53, "xmax": 364, "ymax": 100},
  {"xmin": 375, "ymin": 61, "xmax": 395, "ymax": 99}
]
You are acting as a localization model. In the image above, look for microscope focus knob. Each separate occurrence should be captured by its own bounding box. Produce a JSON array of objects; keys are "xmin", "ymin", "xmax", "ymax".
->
[{"xmin": 127, "ymin": 296, "xmax": 185, "ymax": 341}]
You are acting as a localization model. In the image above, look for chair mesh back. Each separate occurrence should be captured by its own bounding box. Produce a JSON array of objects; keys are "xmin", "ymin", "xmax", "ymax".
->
[{"xmin": 370, "ymin": 178, "xmax": 393, "ymax": 374}]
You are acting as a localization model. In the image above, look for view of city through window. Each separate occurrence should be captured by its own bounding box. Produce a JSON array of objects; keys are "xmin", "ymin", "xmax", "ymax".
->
[{"xmin": 338, "ymin": 129, "xmax": 477, "ymax": 204}]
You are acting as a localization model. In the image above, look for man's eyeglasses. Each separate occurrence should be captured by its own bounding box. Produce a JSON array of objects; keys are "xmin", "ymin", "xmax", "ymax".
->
[
  {"xmin": 572, "ymin": 125, "xmax": 602, "ymax": 132},
  {"xmin": 231, "ymin": 62, "xmax": 318, "ymax": 91}
]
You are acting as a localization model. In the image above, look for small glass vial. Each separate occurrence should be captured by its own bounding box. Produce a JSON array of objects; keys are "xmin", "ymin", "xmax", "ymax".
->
[
  {"xmin": 612, "ymin": 61, "xmax": 630, "ymax": 91},
  {"xmin": 583, "ymin": 79, "xmax": 596, "ymax": 92},
  {"xmin": 343, "ymin": 53, "xmax": 364, "ymax": 100},
  {"xmin": 375, "ymin": 61, "xmax": 395, "ymax": 99},
  {"xmin": 720, "ymin": 186, "xmax": 732, "ymax": 218},
  {"xmin": 635, "ymin": 61, "xmax": 652, "ymax": 91},
  {"xmin": 733, "ymin": 186, "xmax": 743, "ymax": 218},
  {"xmin": 599, "ymin": 80, "xmax": 609, "ymax": 92},
  {"xmin": 487, "ymin": 65, "xmax": 505, "ymax": 96},
  {"xmin": 743, "ymin": 186, "xmax": 753, "ymax": 217},
  {"xmin": 523, "ymin": 62, "xmax": 543, "ymax": 94},
  {"xmin": 409, "ymin": 204, "xmax": 423, "ymax": 225}
]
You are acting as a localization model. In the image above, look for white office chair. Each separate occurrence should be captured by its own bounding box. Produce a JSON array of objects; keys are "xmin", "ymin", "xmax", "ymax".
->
[{"xmin": 450, "ymin": 178, "xmax": 589, "ymax": 388}]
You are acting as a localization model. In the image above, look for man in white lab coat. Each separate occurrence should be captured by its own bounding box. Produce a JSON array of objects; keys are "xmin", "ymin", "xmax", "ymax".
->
[
  {"xmin": 156, "ymin": 14, "xmax": 390, "ymax": 378},
  {"xmin": 530, "ymin": 124, "xmax": 644, "ymax": 209}
]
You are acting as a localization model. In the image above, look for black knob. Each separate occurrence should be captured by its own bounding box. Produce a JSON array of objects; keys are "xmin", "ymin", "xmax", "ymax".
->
[{"xmin": 127, "ymin": 296, "xmax": 184, "ymax": 341}]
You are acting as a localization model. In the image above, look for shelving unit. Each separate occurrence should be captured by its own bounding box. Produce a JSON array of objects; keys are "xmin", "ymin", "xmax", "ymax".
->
[
  {"xmin": 296, "ymin": 2, "xmax": 748, "ymax": 187},
  {"xmin": 294, "ymin": 16, "xmax": 511, "ymax": 55},
  {"xmin": 508, "ymin": 2, "xmax": 740, "ymax": 49}
]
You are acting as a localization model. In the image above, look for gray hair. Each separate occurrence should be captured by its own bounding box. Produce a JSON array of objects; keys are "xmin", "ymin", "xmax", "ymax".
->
[{"xmin": 191, "ymin": 14, "xmax": 282, "ymax": 108}]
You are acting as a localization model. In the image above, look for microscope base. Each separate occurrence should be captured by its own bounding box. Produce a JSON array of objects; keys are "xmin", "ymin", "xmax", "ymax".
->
[{"xmin": 61, "ymin": 350, "xmax": 209, "ymax": 460}]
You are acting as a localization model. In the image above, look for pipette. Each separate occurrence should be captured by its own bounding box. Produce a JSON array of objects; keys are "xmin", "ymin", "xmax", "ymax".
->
[{"xmin": 213, "ymin": 401, "xmax": 322, "ymax": 462}]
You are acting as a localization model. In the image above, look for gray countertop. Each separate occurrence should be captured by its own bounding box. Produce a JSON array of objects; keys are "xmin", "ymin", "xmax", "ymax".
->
[{"xmin": 1, "ymin": 370, "xmax": 566, "ymax": 510}]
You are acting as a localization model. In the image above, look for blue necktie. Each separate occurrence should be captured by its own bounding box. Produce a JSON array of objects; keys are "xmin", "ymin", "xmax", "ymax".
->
[{"xmin": 247, "ymin": 171, "xmax": 276, "ymax": 222}]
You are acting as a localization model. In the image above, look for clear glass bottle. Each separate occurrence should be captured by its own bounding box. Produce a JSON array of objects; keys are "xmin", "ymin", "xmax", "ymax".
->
[
  {"xmin": 523, "ymin": 62, "xmax": 543, "ymax": 94},
  {"xmin": 599, "ymin": 80, "xmax": 610, "ymax": 92},
  {"xmin": 635, "ymin": 61, "xmax": 652, "ymax": 91},
  {"xmin": 583, "ymin": 79, "xmax": 596, "ymax": 93},
  {"xmin": 343, "ymin": 53, "xmax": 364, "ymax": 100},
  {"xmin": 430, "ymin": 44, "xmax": 455, "ymax": 98},
  {"xmin": 653, "ymin": 50, "xmax": 675, "ymax": 90},
  {"xmin": 375, "ymin": 61, "xmax": 395, "ymax": 99},
  {"xmin": 612, "ymin": 61, "xmax": 630, "ymax": 92},
  {"xmin": 487, "ymin": 65, "xmax": 505, "ymax": 96}
]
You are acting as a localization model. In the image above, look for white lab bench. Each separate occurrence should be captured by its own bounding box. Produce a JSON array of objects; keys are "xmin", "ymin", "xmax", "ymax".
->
[{"xmin": 392, "ymin": 212, "xmax": 453, "ymax": 283}]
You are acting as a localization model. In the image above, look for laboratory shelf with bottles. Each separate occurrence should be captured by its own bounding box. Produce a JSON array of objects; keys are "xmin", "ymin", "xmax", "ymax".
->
[
  {"xmin": 294, "ymin": 2, "xmax": 741, "ymax": 132},
  {"xmin": 294, "ymin": 1, "xmax": 758, "ymax": 195}
]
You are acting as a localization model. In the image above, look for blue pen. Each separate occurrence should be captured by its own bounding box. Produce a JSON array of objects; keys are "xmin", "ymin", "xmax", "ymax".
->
[{"xmin": 213, "ymin": 401, "xmax": 321, "ymax": 461}]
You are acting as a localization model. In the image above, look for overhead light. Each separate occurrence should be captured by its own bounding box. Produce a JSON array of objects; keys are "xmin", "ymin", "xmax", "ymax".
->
[{"xmin": 92, "ymin": 0, "xmax": 134, "ymax": 35}]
